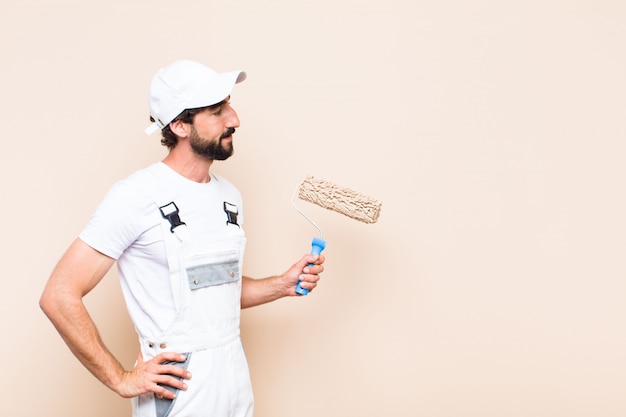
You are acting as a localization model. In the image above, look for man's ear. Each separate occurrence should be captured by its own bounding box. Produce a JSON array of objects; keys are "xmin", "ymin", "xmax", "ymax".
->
[{"xmin": 169, "ymin": 119, "xmax": 190, "ymax": 138}]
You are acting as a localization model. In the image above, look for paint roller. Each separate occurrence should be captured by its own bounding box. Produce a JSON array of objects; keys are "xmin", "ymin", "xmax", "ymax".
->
[{"xmin": 291, "ymin": 176, "xmax": 382, "ymax": 295}]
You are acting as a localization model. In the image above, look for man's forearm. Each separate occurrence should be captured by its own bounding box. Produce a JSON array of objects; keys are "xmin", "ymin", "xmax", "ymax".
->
[
  {"xmin": 240, "ymin": 254, "xmax": 323, "ymax": 308},
  {"xmin": 41, "ymin": 295, "xmax": 126, "ymax": 393},
  {"xmin": 240, "ymin": 276, "xmax": 288, "ymax": 309}
]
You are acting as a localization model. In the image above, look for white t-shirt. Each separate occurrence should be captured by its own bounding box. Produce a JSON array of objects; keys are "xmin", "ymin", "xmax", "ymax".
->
[{"xmin": 79, "ymin": 162, "xmax": 244, "ymax": 339}]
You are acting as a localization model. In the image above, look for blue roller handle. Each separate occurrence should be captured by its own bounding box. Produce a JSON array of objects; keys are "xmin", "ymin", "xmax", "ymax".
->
[{"xmin": 295, "ymin": 236, "xmax": 326, "ymax": 296}]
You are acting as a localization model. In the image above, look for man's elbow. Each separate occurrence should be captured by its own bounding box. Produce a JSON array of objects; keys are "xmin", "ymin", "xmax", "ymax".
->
[
  {"xmin": 39, "ymin": 285, "xmax": 63, "ymax": 320},
  {"xmin": 39, "ymin": 289, "xmax": 54, "ymax": 318}
]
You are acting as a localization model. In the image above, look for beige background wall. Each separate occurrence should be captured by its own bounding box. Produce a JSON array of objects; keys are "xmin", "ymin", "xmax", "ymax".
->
[{"xmin": 1, "ymin": 0, "xmax": 625, "ymax": 416}]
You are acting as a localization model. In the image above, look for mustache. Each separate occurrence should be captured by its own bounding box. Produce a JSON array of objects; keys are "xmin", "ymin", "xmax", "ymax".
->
[{"xmin": 220, "ymin": 128, "xmax": 236, "ymax": 139}]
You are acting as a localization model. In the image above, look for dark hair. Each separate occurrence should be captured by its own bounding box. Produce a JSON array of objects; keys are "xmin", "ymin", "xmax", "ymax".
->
[
  {"xmin": 151, "ymin": 99, "xmax": 228, "ymax": 149},
  {"xmin": 150, "ymin": 108, "xmax": 205, "ymax": 150}
]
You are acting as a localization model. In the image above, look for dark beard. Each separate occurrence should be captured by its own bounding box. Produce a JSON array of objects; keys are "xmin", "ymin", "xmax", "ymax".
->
[{"xmin": 189, "ymin": 127, "xmax": 235, "ymax": 161}]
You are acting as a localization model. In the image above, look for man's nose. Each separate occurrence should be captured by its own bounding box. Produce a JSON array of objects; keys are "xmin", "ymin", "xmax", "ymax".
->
[{"xmin": 225, "ymin": 104, "xmax": 240, "ymax": 127}]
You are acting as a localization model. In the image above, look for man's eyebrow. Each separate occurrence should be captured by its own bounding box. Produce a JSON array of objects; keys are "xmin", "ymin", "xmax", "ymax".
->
[{"xmin": 209, "ymin": 96, "xmax": 230, "ymax": 109}]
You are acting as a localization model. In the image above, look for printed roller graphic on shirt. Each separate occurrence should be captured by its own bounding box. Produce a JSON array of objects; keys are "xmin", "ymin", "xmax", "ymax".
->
[{"xmin": 292, "ymin": 176, "xmax": 383, "ymax": 295}]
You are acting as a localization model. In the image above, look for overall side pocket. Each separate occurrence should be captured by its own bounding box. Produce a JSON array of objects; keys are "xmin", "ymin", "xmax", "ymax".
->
[{"xmin": 154, "ymin": 352, "xmax": 192, "ymax": 417}]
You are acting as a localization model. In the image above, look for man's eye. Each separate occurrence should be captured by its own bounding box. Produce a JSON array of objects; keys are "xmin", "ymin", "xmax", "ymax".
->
[{"xmin": 211, "ymin": 100, "xmax": 230, "ymax": 116}]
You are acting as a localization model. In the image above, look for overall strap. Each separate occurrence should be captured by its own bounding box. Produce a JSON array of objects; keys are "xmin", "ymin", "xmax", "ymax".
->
[
  {"xmin": 145, "ymin": 169, "xmax": 190, "ymax": 308},
  {"xmin": 158, "ymin": 201, "xmax": 191, "ymax": 242}
]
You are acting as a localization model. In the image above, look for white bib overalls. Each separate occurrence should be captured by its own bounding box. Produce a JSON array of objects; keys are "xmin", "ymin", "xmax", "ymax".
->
[{"xmin": 132, "ymin": 179, "xmax": 254, "ymax": 417}]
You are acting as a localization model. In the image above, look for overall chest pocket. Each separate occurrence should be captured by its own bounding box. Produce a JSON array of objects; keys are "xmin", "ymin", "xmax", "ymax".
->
[
  {"xmin": 186, "ymin": 257, "xmax": 239, "ymax": 290},
  {"xmin": 183, "ymin": 248, "xmax": 240, "ymax": 290}
]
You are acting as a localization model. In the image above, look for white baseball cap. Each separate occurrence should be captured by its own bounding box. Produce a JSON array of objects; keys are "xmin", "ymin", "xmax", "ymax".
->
[{"xmin": 145, "ymin": 60, "xmax": 247, "ymax": 135}]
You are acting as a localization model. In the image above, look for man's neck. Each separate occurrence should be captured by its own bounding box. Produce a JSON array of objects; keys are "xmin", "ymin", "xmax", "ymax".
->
[{"xmin": 162, "ymin": 147, "xmax": 213, "ymax": 183}]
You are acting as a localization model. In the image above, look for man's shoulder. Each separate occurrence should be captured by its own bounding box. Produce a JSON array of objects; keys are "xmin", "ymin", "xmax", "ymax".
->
[
  {"xmin": 211, "ymin": 173, "xmax": 242, "ymax": 198},
  {"xmin": 211, "ymin": 172, "xmax": 235, "ymax": 187},
  {"xmin": 124, "ymin": 162, "xmax": 163, "ymax": 183},
  {"xmin": 112, "ymin": 163, "xmax": 163, "ymax": 191},
  {"xmin": 98, "ymin": 163, "xmax": 163, "ymax": 210}
]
